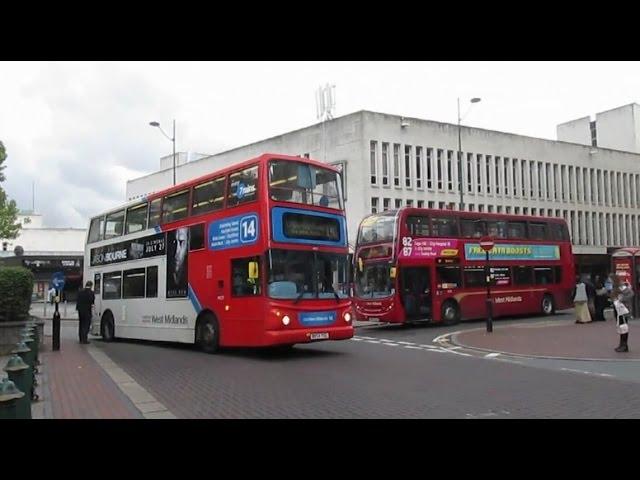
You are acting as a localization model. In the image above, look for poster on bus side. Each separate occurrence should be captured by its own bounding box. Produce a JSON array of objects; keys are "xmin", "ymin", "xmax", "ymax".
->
[{"xmin": 166, "ymin": 227, "xmax": 189, "ymax": 298}]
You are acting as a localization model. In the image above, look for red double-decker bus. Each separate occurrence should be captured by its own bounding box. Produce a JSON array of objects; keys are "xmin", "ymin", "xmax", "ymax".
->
[
  {"xmin": 353, "ymin": 207, "xmax": 574, "ymax": 325},
  {"xmin": 85, "ymin": 153, "xmax": 353, "ymax": 352}
]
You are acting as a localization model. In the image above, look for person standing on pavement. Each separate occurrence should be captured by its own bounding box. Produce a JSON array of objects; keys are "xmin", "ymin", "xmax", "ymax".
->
[
  {"xmin": 76, "ymin": 280, "xmax": 95, "ymax": 344},
  {"xmin": 572, "ymin": 276, "xmax": 592, "ymax": 324},
  {"xmin": 594, "ymin": 276, "xmax": 609, "ymax": 321},
  {"xmin": 612, "ymin": 279, "xmax": 633, "ymax": 352}
]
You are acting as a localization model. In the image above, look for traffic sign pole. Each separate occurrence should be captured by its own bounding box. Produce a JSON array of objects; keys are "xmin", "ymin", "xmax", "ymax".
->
[{"xmin": 480, "ymin": 237, "xmax": 495, "ymax": 333}]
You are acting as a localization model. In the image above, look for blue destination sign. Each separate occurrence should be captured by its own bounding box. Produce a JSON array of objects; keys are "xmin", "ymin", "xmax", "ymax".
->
[
  {"xmin": 465, "ymin": 243, "xmax": 561, "ymax": 261},
  {"xmin": 299, "ymin": 311, "xmax": 337, "ymax": 327},
  {"xmin": 209, "ymin": 213, "xmax": 259, "ymax": 250}
]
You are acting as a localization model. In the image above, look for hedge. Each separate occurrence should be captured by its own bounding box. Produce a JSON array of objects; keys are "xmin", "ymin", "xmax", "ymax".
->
[{"xmin": 0, "ymin": 267, "xmax": 34, "ymax": 322}]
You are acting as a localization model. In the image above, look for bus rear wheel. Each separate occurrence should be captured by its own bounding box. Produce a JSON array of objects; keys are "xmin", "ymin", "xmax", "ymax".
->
[
  {"xmin": 441, "ymin": 300, "xmax": 460, "ymax": 326},
  {"xmin": 101, "ymin": 312, "xmax": 115, "ymax": 342},
  {"xmin": 542, "ymin": 294, "xmax": 555, "ymax": 315},
  {"xmin": 197, "ymin": 313, "xmax": 220, "ymax": 354}
]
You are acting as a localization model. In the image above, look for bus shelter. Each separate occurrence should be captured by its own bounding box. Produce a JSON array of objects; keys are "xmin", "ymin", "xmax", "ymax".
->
[{"xmin": 611, "ymin": 247, "xmax": 640, "ymax": 317}]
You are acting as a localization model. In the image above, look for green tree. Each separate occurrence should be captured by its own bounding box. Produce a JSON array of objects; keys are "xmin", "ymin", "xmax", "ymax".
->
[{"xmin": 0, "ymin": 141, "xmax": 20, "ymax": 240}]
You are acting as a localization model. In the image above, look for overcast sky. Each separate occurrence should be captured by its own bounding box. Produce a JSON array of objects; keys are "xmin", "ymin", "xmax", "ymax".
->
[{"xmin": 1, "ymin": 61, "xmax": 639, "ymax": 228}]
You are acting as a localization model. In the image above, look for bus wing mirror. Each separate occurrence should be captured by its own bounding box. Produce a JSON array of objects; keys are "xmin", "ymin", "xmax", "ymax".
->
[
  {"xmin": 390, "ymin": 267, "xmax": 397, "ymax": 279},
  {"xmin": 248, "ymin": 261, "xmax": 259, "ymax": 279}
]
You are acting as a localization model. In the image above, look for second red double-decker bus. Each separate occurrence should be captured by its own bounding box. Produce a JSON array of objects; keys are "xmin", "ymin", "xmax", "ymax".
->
[
  {"xmin": 353, "ymin": 207, "xmax": 574, "ymax": 325},
  {"xmin": 86, "ymin": 153, "xmax": 353, "ymax": 352}
]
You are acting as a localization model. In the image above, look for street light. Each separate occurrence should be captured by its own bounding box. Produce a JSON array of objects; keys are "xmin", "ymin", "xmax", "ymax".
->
[
  {"xmin": 457, "ymin": 97, "xmax": 482, "ymax": 211},
  {"xmin": 149, "ymin": 120, "xmax": 176, "ymax": 186},
  {"xmin": 480, "ymin": 236, "xmax": 495, "ymax": 333}
]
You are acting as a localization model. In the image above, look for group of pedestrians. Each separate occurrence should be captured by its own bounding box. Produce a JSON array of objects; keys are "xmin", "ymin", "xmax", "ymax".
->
[{"xmin": 573, "ymin": 273, "xmax": 633, "ymax": 352}]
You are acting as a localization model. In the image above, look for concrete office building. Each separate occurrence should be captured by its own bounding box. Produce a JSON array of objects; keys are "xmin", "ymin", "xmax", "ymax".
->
[{"xmin": 126, "ymin": 104, "xmax": 640, "ymax": 274}]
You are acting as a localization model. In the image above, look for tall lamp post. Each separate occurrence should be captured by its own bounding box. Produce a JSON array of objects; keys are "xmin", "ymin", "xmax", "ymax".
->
[
  {"xmin": 457, "ymin": 97, "xmax": 481, "ymax": 211},
  {"xmin": 480, "ymin": 236, "xmax": 495, "ymax": 333},
  {"xmin": 150, "ymin": 120, "xmax": 176, "ymax": 186}
]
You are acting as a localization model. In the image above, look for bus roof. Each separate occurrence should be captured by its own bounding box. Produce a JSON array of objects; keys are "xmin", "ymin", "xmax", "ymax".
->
[
  {"xmin": 89, "ymin": 153, "xmax": 340, "ymax": 220},
  {"xmin": 361, "ymin": 207, "xmax": 569, "ymax": 225}
]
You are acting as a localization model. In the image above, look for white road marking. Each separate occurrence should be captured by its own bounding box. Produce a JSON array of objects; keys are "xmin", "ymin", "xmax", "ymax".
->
[
  {"xmin": 404, "ymin": 345, "xmax": 424, "ymax": 350},
  {"xmin": 351, "ymin": 338, "xmax": 364, "ymax": 341},
  {"xmin": 396, "ymin": 341, "xmax": 417, "ymax": 345},
  {"xmin": 485, "ymin": 353, "xmax": 501, "ymax": 358},
  {"xmin": 364, "ymin": 340, "xmax": 381, "ymax": 344},
  {"xmin": 381, "ymin": 343, "xmax": 400, "ymax": 347}
]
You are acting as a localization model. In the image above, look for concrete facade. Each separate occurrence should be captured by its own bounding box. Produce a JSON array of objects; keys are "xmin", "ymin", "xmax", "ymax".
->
[{"xmin": 126, "ymin": 108, "xmax": 640, "ymax": 258}]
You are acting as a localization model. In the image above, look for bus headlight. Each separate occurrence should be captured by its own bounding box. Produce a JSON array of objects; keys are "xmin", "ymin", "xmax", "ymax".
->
[
  {"xmin": 343, "ymin": 312, "xmax": 352, "ymax": 323},
  {"xmin": 282, "ymin": 315, "xmax": 291, "ymax": 326}
]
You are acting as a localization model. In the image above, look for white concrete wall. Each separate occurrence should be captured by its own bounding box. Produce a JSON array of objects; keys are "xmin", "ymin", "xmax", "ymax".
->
[
  {"xmin": 2, "ymin": 228, "xmax": 86, "ymax": 255},
  {"xmin": 596, "ymin": 104, "xmax": 640, "ymax": 153},
  {"xmin": 557, "ymin": 116, "xmax": 591, "ymax": 146}
]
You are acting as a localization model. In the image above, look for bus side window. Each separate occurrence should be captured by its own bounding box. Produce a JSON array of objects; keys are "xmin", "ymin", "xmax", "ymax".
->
[{"xmin": 231, "ymin": 257, "xmax": 261, "ymax": 296}]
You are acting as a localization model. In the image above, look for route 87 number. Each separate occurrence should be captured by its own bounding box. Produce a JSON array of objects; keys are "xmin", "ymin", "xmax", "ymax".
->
[{"xmin": 402, "ymin": 236, "xmax": 412, "ymax": 256}]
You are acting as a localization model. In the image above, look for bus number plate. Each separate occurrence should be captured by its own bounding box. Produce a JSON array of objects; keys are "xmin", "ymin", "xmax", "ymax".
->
[{"xmin": 310, "ymin": 332, "xmax": 329, "ymax": 340}]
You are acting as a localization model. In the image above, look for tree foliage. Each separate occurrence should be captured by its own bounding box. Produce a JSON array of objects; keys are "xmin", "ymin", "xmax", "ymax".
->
[{"xmin": 0, "ymin": 141, "xmax": 20, "ymax": 240}]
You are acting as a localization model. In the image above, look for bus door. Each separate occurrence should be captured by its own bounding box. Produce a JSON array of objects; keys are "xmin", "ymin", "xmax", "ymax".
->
[
  {"xmin": 400, "ymin": 267, "xmax": 432, "ymax": 320},
  {"xmin": 92, "ymin": 272, "xmax": 102, "ymax": 333}
]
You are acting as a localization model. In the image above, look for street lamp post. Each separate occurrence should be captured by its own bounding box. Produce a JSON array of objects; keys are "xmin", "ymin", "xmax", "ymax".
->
[
  {"xmin": 150, "ymin": 120, "xmax": 176, "ymax": 186},
  {"xmin": 457, "ymin": 97, "xmax": 481, "ymax": 211},
  {"xmin": 480, "ymin": 237, "xmax": 495, "ymax": 333}
]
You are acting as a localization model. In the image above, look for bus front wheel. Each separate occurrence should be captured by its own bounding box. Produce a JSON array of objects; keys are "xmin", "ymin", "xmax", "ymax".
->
[
  {"xmin": 197, "ymin": 313, "xmax": 220, "ymax": 354},
  {"xmin": 101, "ymin": 312, "xmax": 115, "ymax": 342},
  {"xmin": 441, "ymin": 300, "xmax": 460, "ymax": 326},
  {"xmin": 542, "ymin": 294, "xmax": 555, "ymax": 315}
]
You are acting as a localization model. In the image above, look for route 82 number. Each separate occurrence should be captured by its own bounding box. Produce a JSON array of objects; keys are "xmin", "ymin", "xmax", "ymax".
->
[{"xmin": 402, "ymin": 236, "xmax": 412, "ymax": 256}]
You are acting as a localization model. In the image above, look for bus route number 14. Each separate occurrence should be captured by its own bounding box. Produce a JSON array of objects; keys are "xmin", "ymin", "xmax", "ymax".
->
[
  {"xmin": 240, "ymin": 215, "xmax": 258, "ymax": 244},
  {"xmin": 402, "ymin": 236, "xmax": 412, "ymax": 257}
]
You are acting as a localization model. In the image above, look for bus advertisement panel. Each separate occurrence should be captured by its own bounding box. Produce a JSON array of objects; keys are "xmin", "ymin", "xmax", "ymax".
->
[
  {"xmin": 353, "ymin": 208, "xmax": 574, "ymax": 325},
  {"xmin": 85, "ymin": 154, "xmax": 352, "ymax": 352}
]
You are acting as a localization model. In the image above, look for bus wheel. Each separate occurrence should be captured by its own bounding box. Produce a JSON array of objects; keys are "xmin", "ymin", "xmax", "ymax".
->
[
  {"xmin": 197, "ymin": 313, "xmax": 219, "ymax": 354},
  {"xmin": 542, "ymin": 294, "xmax": 555, "ymax": 315},
  {"xmin": 101, "ymin": 311, "xmax": 115, "ymax": 342},
  {"xmin": 441, "ymin": 300, "xmax": 460, "ymax": 326}
]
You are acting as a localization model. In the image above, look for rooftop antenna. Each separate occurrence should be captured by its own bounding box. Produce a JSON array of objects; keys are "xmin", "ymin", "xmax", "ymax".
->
[{"xmin": 316, "ymin": 84, "xmax": 336, "ymax": 162}]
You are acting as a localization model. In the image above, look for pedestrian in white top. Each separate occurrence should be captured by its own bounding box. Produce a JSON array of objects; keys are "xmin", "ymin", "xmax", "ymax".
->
[{"xmin": 572, "ymin": 276, "xmax": 592, "ymax": 324}]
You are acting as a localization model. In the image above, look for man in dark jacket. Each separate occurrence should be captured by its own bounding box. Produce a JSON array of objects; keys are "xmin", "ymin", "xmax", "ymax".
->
[{"xmin": 76, "ymin": 281, "xmax": 95, "ymax": 344}]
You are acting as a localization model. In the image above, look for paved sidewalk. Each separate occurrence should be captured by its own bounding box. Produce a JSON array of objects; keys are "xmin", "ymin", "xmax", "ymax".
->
[
  {"xmin": 26, "ymin": 319, "xmax": 176, "ymax": 419},
  {"xmin": 452, "ymin": 317, "xmax": 640, "ymax": 361}
]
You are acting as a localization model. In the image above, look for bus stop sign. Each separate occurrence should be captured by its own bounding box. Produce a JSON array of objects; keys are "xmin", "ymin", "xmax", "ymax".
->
[
  {"xmin": 479, "ymin": 237, "xmax": 495, "ymax": 252},
  {"xmin": 51, "ymin": 272, "xmax": 65, "ymax": 291}
]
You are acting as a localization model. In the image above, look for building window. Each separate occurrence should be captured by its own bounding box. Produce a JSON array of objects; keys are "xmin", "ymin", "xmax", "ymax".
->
[
  {"xmin": 417, "ymin": 200, "xmax": 424, "ymax": 208},
  {"xmin": 590, "ymin": 168, "xmax": 595, "ymax": 204},
  {"xmin": 478, "ymin": 204, "xmax": 485, "ymax": 213},
  {"xmin": 428, "ymin": 201, "xmax": 435, "ymax": 209},
  {"xmin": 545, "ymin": 163, "xmax": 551, "ymax": 200},
  {"xmin": 405, "ymin": 145, "xmax": 412, "ymax": 188},
  {"xmin": 468, "ymin": 204, "xmax": 475, "ymax": 212},
  {"xmin": 395, "ymin": 199, "xmax": 403, "ymax": 209},
  {"xmin": 381, "ymin": 142, "xmax": 389, "ymax": 186},
  {"xmin": 590, "ymin": 120, "xmax": 597, "ymax": 147},
  {"xmin": 495, "ymin": 156, "xmax": 501, "ymax": 195},
  {"xmin": 537, "ymin": 161, "xmax": 543, "ymax": 199},
  {"xmin": 477, "ymin": 154, "xmax": 483, "ymax": 193},
  {"xmin": 371, "ymin": 197, "xmax": 379, "ymax": 214},
  {"xmin": 447, "ymin": 150, "xmax": 453, "ymax": 190},
  {"xmin": 383, "ymin": 198, "xmax": 391, "ymax": 211},
  {"xmin": 439, "ymin": 201, "xmax": 446, "ymax": 210},
  {"xmin": 437, "ymin": 149, "xmax": 443, "ymax": 190},
  {"xmin": 568, "ymin": 166, "xmax": 574, "ymax": 202},
  {"xmin": 415, "ymin": 146, "xmax": 423, "ymax": 189},
  {"xmin": 486, "ymin": 155, "xmax": 492, "ymax": 194},
  {"xmin": 426, "ymin": 148, "xmax": 433, "ymax": 189},
  {"xmin": 370, "ymin": 141, "xmax": 378, "ymax": 185},
  {"xmin": 576, "ymin": 167, "xmax": 582, "ymax": 203},
  {"xmin": 504, "ymin": 157, "xmax": 510, "ymax": 196},
  {"xmin": 466, "ymin": 153, "xmax": 473, "ymax": 193},
  {"xmin": 521, "ymin": 159, "xmax": 527, "ymax": 198},
  {"xmin": 514, "ymin": 207, "xmax": 520, "ymax": 214},
  {"xmin": 406, "ymin": 199, "xmax": 414, "ymax": 207}
]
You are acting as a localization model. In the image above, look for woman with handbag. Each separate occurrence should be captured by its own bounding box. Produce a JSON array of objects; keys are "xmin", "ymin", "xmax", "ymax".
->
[
  {"xmin": 612, "ymin": 281, "xmax": 633, "ymax": 352},
  {"xmin": 572, "ymin": 276, "xmax": 592, "ymax": 324}
]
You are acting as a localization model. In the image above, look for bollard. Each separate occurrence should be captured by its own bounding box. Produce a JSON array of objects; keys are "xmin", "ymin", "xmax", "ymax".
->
[
  {"xmin": 0, "ymin": 377, "xmax": 25, "ymax": 420},
  {"xmin": 20, "ymin": 334, "xmax": 37, "ymax": 372},
  {"xmin": 10, "ymin": 342, "xmax": 36, "ymax": 401},
  {"xmin": 52, "ymin": 309, "xmax": 61, "ymax": 352},
  {"xmin": 4, "ymin": 356, "xmax": 31, "ymax": 419},
  {"xmin": 21, "ymin": 328, "xmax": 39, "ymax": 366}
]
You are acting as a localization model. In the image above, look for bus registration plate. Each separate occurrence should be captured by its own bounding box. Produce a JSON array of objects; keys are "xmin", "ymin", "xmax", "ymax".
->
[{"xmin": 310, "ymin": 332, "xmax": 329, "ymax": 340}]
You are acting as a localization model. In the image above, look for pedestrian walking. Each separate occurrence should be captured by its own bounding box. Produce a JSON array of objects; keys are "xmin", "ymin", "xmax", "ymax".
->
[
  {"xmin": 605, "ymin": 273, "xmax": 614, "ymax": 294},
  {"xmin": 612, "ymin": 280, "xmax": 633, "ymax": 352},
  {"xmin": 76, "ymin": 280, "xmax": 95, "ymax": 344},
  {"xmin": 594, "ymin": 276, "xmax": 609, "ymax": 321},
  {"xmin": 572, "ymin": 276, "xmax": 592, "ymax": 324}
]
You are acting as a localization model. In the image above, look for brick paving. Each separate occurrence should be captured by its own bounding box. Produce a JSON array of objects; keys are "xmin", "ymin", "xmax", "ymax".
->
[
  {"xmin": 454, "ymin": 318, "xmax": 640, "ymax": 360},
  {"xmin": 41, "ymin": 337, "xmax": 143, "ymax": 418}
]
